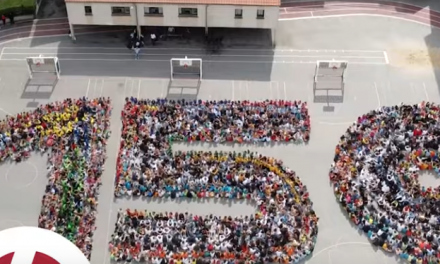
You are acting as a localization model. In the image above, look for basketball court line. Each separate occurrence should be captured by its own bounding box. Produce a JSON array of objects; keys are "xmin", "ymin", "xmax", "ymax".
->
[
  {"xmin": 374, "ymin": 82, "xmax": 381, "ymax": 108},
  {"xmin": 0, "ymin": 58, "xmax": 388, "ymax": 65},
  {"xmin": 423, "ymin": 82, "xmax": 430, "ymax": 101},
  {"xmin": 4, "ymin": 161, "xmax": 39, "ymax": 190},
  {"xmin": 2, "ymin": 47, "xmax": 384, "ymax": 52},
  {"xmin": 279, "ymin": 13, "xmax": 440, "ymax": 31}
]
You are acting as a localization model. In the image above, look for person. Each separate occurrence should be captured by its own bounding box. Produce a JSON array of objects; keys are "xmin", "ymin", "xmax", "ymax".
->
[
  {"xmin": 0, "ymin": 98, "xmax": 111, "ymax": 259},
  {"xmin": 110, "ymin": 98, "xmax": 316, "ymax": 263},
  {"xmin": 330, "ymin": 102, "xmax": 440, "ymax": 264},
  {"xmin": 1, "ymin": 14, "xmax": 6, "ymax": 25},
  {"xmin": 134, "ymin": 42, "xmax": 140, "ymax": 60},
  {"xmin": 130, "ymin": 29, "xmax": 137, "ymax": 40},
  {"xmin": 150, "ymin": 33, "xmax": 156, "ymax": 46},
  {"xmin": 8, "ymin": 13, "xmax": 13, "ymax": 25}
]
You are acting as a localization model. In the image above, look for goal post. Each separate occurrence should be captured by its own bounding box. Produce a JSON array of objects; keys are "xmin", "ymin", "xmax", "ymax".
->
[
  {"xmin": 26, "ymin": 56, "xmax": 61, "ymax": 80},
  {"xmin": 314, "ymin": 60, "xmax": 347, "ymax": 92},
  {"xmin": 170, "ymin": 57, "xmax": 202, "ymax": 81}
]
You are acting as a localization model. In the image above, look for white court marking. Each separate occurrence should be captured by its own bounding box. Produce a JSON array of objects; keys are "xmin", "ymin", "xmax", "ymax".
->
[
  {"xmin": 4, "ymin": 161, "xmax": 39, "ymax": 190},
  {"xmin": 0, "ymin": 58, "xmax": 387, "ymax": 65},
  {"xmin": 279, "ymin": 13, "xmax": 440, "ymax": 31},
  {"xmin": 0, "ymin": 219, "xmax": 24, "ymax": 229},
  {"xmin": 374, "ymin": 82, "xmax": 381, "ymax": 108},
  {"xmin": 423, "ymin": 82, "xmax": 430, "ymax": 101},
  {"xmin": 318, "ymin": 121, "xmax": 354, "ymax": 126},
  {"xmin": 306, "ymin": 242, "xmax": 372, "ymax": 262},
  {"xmin": 1, "ymin": 52, "xmax": 385, "ymax": 59},
  {"xmin": 2, "ymin": 47, "xmax": 383, "ymax": 52},
  {"xmin": 0, "ymin": 48, "xmax": 387, "ymax": 65},
  {"xmin": 86, "ymin": 78, "xmax": 91, "ymax": 98}
]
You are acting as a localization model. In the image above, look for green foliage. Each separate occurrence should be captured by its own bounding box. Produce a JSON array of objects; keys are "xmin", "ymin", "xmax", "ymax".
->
[{"xmin": 0, "ymin": 0, "xmax": 36, "ymax": 16}]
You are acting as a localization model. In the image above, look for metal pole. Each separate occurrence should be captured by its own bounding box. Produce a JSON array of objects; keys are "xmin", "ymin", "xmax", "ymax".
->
[
  {"xmin": 170, "ymin": 59, "xmax": 173, "ymax": 80},
  {"xmin": 134, "ymin": 4, "xmax": 141, "ymax": 40},
  {"xmin": 200, "ymin": 59, "xmax": 203, "ymax": 80},
  {"xmin": 205, "ymin": 5, "xmax": 209, "ymax": 36}
]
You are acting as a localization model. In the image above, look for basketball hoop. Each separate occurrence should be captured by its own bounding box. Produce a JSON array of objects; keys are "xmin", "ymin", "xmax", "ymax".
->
[
  {"xmin": 36, "ymin": 62, "xmax": 41, "ymax": 67},
  {"xmin": 332, "ymin": 66, "xmax": 338, "ymax": 70},
  {"xmin": 183, "ymin": 64, "xmax": 188, "ymax": 69}
]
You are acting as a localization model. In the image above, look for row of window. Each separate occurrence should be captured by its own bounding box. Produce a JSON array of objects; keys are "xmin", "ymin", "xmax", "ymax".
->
[{"xmin": 84, "ymin": 6, "xmax": 265, "ymax": 19}]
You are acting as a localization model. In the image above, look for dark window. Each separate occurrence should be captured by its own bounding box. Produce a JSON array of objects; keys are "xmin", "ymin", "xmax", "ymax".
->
[
  {"xmin": 235, "ymin": 9, "xmax": 242, "ymax": 18},
  {"xmin": 84, "ymin": 6, "xmax": 92, "ymax": 15},
  {"xmin": 111, "ymin": 6, "xmax": 131, "ymax": 16},
  {"xmin": 144, "ymin": 7, "xmax": 163, "ymax": 16},
  {"xmin": 257, "ymin": 9, "xmax": 264, "ymax": 19},
  {"xmin": 179, "ymin": 8, "xmax": 197, "ymax": 17}
]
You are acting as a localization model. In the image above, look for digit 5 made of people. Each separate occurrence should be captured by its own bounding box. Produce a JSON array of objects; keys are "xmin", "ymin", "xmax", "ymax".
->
[
  {"xmin": 330, "ymin": 102, "xmax": 440, "ymax": 263},
  {"xmin": 111, "ymin": 98, "xmax": 318, "ymax": 263}
]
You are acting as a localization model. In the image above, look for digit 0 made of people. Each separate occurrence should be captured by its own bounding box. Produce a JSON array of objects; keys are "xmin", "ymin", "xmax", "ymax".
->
[
  {"xmin": 330, "ymin": 102, "xmax": 440, "ymax": 263},
  {"xmin": 1, "ymin": 98, "xmax": 317, "ymax": 264}
]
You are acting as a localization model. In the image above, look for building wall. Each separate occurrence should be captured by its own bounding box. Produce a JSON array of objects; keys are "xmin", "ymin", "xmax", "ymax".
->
[{"xmin": 66, "ymin": 2, "xmax": 279, "ymax": 29}]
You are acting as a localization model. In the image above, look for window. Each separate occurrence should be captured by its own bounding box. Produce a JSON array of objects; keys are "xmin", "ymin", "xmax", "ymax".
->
[
  {"xmin": 257, "ymin": 9, "xmax": 264, "ymax": 19},
  {"xmin": 235, "ymin": 9, "xmax": 242, "ymax": 18},
  {"xmin": 179, "ymin": 8, "xmax": 197, "ymax": 17},
  {"xmin": 144, "ymin": 7, "xmax": 163, "ymax": 16},
  {"xmin": 84, "ymin": 6, "xmax": 92, "ymax": 16},
  {"xmin": 111, "ymin": 6, "xmax": 131, "ymax": 16}
]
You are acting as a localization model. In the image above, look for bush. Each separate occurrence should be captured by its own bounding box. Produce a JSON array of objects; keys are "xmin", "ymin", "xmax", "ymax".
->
[{"xmin": 0, "ymin": 0, "xmax": 36, "ymax": 16}]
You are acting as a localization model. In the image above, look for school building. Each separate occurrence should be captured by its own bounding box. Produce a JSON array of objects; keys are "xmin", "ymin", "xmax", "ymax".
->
[{"xmin": 65, "ymin": 0, "xmax": 280, "ymax": 44}]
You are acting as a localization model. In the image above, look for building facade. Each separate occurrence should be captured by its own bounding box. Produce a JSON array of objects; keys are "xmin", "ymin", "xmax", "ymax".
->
[{"xmin": 65, "ymin": 0, "xmax": 280, "ymax": 43}]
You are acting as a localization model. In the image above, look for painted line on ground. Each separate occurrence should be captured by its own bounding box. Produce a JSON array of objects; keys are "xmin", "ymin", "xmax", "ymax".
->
[
  {"xmin": 0, "ymin": 48, "xmax": 3, "ymax": 60},
  {"xmin": 383, "ymin": 51, "xmax": 389, "ymax": 64},
  {"xmin": 280, "ymin": 0, "xmax": 427, "ymax": 10},
  {"xmin": 318, "ymin": 121, "xmax": 354, "ymax": 125},
  {"xmin": 281, "ymin": 3, "xmax": 438, "ymax": 20},
  {"xmin": 0, "ymin": 25, "xmax": 113, "ymax": 40},
  {"xmin": 279, "ymin": 13, "xmax": 440, "ymax": 30},
  {"xmin": 2, "ymin": 47, "xmax": 385, "ymax": 53},
  {"xmin": 4, "ymin": 161, "xmax": 39, "ymax": 189},
  {"xmin": 281, "ymin": 7, "xmax": 436, "ymax": 24},
  {"xmin": 0, "ymin": 52, "xmax": 386, "ymax": 59},
  {"xmin": 374, "ymin": 82, "xmax": 381, "ymax": 108},
  {"xmin": 0, "ymin": 22, "xmax": 69, "ymax": 34},
  {"xmin": 423, "ymin": 82, "xmax": 429, "ymax": 101},
  {"xmin": 280, "ymin": 1, "xmax": 436, "ymax": 17},
  {"xmin": 0, "ymin": 29, "xmax": 129, "ymax": 45},
  {"xmin": 0, "ymin": 57, "xmax": 389, "ymax": 65}
]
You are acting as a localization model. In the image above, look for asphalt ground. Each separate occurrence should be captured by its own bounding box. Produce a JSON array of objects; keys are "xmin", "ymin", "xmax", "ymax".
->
[{"xmin": 0, "ymin": 14, "xmax": 439, "ymax": 264}]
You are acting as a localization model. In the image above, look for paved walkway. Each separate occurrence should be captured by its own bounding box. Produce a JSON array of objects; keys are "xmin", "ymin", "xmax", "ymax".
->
[
  {"xmin": 280, "ymin": 0, "xmax": 440, "ymax": 27},
  {"xmin": 1, "ymin": 0, "xmax": 440, "ymax": 44},
  {"xmin": 0, "ymin": 17, "xmax": 128, "ymax": 44}
]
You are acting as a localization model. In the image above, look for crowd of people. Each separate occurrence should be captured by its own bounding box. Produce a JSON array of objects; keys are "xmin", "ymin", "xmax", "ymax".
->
[
  {"xmin": 330, "ymin": 102, "xmax": 440, "ymax": 263},
  {"xmin": 0, "ymin": 98, "xmax": 111, "ymax": 259},
  {"xmin": 110, "ymin": 98, "xmax": 317, "ymax": 263}
]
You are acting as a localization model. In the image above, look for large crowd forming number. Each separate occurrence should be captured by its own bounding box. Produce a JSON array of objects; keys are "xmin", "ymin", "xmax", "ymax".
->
[
  {"xmin": 110, "ymin": 98, "xmax": 317, "ymax": 264},
  {"xmin": 3, "ymin": 97, "xmax": 436, "ymax": 264},
  {"xmin": 0, "ymin": 98, "xmax": 111, "ymax": 259},
  {"xmin": 330, "ymin": 102, "xmax": 440, "ymax": 264}
]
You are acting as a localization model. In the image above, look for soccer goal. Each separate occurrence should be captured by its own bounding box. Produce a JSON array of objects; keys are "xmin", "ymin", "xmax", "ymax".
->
[
  {"xmin": 26, "ymin": 56, "xmax": 61, "ymax": 80},
  {"xmin": 313, "ymin": 60, "xmax": 347, "ymax": 92},
  {"xmin": 170, "ymin": 57, "xmax": 202, "ymax": 81}
]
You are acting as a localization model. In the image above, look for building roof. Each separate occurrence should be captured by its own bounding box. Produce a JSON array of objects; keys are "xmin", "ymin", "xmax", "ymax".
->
[{"xmin": 65, "ymin": 0, "xmax": 280, "ymax": 7}]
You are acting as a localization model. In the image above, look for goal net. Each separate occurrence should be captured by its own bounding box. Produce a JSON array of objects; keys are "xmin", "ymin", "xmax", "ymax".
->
[
  {"xmin": 314, "ymin": 60, "xmax": 347, "ymax": 92},
  {"xmin": 26, "ymin": 56, "xmax": 61, "ymax": 81},
  {"xmin": 170, "ymin": 57, "xmax": 202, "ymax": 81}
]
